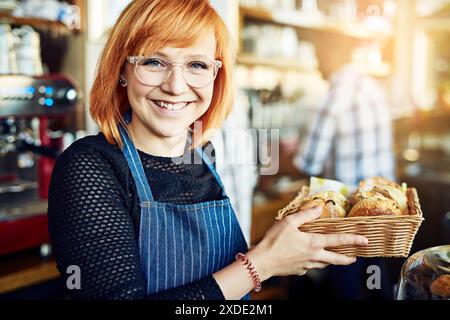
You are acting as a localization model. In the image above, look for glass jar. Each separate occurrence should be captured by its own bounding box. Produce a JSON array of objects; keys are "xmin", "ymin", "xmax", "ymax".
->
[{"xmin": 396, "ymin": 245, "xmax": 450, "ymax": 300}]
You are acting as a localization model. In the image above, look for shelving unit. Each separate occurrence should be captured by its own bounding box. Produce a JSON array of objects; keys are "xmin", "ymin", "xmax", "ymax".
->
[
  {"xmin": 239, "ymin": 5, "xmax": 393, "ymax": 40},
  {"xmin": 0, "ymin": 14, "xmax": 78, "ymax": 35},
  {"xmin": 237, "ymin": 5, "xmax": 322, "ymax": 92},
  {"xmin": 237, "ymin": 4, "xmax": 394, "ymax": 81},
  {"xmin": 0, "ymin": 0, "xmax": 85, "ymax": 32}
]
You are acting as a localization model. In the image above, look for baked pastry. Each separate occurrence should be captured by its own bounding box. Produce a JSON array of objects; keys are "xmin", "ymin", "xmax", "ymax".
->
[
  {"xmin": 348, "ymin": 193, "xmax": 402, "ymax": 217},
  {"xmin": 349, "ymin": 177, "xmax": 408, "ymax": 215},
  {"xmin": 371, "ymin": 185, "xmax": 408, "ymax": 215},
  {"xmin": 349, "ymin": 190, "xmax": 376, "ymax": 207},
  {"xmin": 358, "ymin": 176, "xmax": 402, "ymax": 192},
  {"xmin": 300, "ymin": 191, "xmax": 350, "ymax": 218},
  {"xmin": 430, "ymin": 275, "xmax": 450, "ymax": 299}
]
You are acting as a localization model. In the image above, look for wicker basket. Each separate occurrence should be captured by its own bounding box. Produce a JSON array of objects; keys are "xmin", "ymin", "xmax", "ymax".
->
[{"xmin": 276, "ymin": 186, "xmax": 424, "ymax": 257}]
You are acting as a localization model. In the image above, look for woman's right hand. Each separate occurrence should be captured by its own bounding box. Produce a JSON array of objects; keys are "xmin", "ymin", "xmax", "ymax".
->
[{"xmin": 247, "ymin": 206, "xmax": 369, "ymax": 281}]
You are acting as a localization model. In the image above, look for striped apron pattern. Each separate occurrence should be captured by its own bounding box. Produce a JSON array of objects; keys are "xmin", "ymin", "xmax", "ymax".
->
[{"xmin": 119, "ymin": 126, "xmax": 248, "ymax": 295}]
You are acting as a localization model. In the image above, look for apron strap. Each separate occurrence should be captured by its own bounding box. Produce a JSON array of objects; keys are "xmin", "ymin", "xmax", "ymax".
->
[{"xmin": 119, "ymin": 126, "xmax": 155, "ymax": 202}]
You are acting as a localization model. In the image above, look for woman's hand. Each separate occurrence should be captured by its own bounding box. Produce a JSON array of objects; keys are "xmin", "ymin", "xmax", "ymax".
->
[{"xmin": 247, "ymin": 206, "xmax": 369, "ymax": 281}]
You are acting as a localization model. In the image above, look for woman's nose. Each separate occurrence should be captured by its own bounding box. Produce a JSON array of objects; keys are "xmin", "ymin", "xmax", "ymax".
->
[{"xmin": 160, "ymin": 66, "xmax": 190, "ymax": 95}]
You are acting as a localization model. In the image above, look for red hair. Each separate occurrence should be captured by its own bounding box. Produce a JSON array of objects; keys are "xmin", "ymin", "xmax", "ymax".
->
[{"xmin": 90, "ymin": 0, "xmax": 235, "ymax": 148}]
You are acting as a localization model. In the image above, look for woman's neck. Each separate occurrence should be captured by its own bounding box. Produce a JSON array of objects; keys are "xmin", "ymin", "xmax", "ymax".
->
[{"xmin": 127, "ymin": 121, "xmax": 188, "ymax": 158}]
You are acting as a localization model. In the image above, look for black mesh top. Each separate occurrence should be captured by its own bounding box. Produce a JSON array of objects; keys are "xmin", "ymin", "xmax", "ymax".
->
[{"xmin": 47, "ymin": 132, "xmax": 227, "ymax": 300}]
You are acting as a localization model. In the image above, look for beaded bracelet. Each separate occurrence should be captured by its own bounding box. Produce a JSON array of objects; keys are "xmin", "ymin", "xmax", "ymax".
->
[{"xmin": 235, "ymin": 252, "xmax": 262, "ymax": 292}]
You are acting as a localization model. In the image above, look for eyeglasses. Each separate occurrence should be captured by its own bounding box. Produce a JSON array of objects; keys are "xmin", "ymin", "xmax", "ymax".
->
[{"xmin": 127, "ymin": 55, "xmax": 222, "ymax": 88}]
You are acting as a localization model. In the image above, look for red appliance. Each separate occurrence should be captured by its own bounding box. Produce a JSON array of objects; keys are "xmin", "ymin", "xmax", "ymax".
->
[{"xmin": 0, "ymin": 74, "xmax": 79, "ymax": 256}]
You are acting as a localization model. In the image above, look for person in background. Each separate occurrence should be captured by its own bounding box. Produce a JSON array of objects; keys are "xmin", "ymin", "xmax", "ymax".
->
[
  {"xmin": 281, "ymin": 33, "xmax": 395, "ymax": 187},
  {"xmin": 281, "ymin": 32, "xmax": 396, "ymax": 300},
  {"xmin": 47, "ymin": 0, "xmax": 368, "ymax": 300}
]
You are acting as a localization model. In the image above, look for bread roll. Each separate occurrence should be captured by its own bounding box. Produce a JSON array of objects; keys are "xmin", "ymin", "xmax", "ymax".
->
[
  {"xmin": 349, "ymin": 190, "xmax": 377, "ymax": 207},
  {"xmin": 371, "ymin": 185, "xmax": 408, "ymax": 215},
  {"xmin": 348, "ymin": 194, "xmax": 402, "ymax": 217},
  {"xmin": 350, "ymin": 177, "xmax": 408, "ymax": 215}
]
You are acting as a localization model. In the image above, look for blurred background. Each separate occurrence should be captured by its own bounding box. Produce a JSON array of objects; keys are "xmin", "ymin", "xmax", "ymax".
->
[{"xmin": 0, "ymin": 0, "xmax": 449, "ymax": 300}]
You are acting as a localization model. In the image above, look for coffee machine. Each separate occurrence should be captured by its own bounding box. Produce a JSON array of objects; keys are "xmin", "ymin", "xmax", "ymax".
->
[{"xmin": 0, "ymin": 74, "xmax": 79, "ymax": 256}]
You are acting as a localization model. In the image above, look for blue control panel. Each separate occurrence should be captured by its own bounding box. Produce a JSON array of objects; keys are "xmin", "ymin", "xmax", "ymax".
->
[{"xmin": 0, "ymin": 75, "xmax": 79, "ymax": 118}]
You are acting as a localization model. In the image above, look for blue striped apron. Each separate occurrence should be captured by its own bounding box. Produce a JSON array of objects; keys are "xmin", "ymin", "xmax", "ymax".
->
[{"xmin": 119, "ymin": 126, "xmax": 248, "ymax": 296}]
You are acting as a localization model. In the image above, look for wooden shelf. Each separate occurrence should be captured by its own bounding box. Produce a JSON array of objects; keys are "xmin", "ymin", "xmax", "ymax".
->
[
  {"xmin": 238, "ymin": 53, "xmax": 390, "ymax": 77},
  {"xmin": 0, "ymin": 14, "xmax": 75, "ymax": 34},
  {"xmin": 238, "ymin": 54, "xmax": 316, "ymax": 72},
  {"xmin": 240, "ymin": 6, "xmax": 392, "ymax": 40}
]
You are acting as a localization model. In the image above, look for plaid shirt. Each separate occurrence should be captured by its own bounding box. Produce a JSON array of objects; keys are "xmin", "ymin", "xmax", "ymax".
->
[{"xmin": 294, "ymin": 65, "xmax": 395, "ymax": 187}]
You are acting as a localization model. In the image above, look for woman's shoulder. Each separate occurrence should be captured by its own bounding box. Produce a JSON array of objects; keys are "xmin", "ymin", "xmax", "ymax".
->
[
  {"xmin": 55, "ymin": 132, "xmax": 126, "ymax": 172},
  {"xmin": 67, "ymin": 132, "xmax": 115, "ymax": 150},
  {"xmin": 64, "ymin": 131, "xmax": 119, "ymax": 153}
]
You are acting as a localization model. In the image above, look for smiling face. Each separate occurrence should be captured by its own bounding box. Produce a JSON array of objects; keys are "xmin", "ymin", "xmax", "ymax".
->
[{"xmin": 124, "ymin": 30, "xmax": 217, "ymax": 143}]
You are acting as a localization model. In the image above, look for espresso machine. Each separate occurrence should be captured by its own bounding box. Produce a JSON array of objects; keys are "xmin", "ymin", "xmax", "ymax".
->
[{"xmin": 0, "ymin": 74, "xmax": 79, "ymax": 257}]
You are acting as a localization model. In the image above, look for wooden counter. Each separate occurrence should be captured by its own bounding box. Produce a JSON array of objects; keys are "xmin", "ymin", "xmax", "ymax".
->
[
  {"xmin": 251, "ymin": 193, "xmax": 296, "ymax": 246},
  {"xmin": 0, "ymin": 250, "xmax": 59, "ymax": 295}
]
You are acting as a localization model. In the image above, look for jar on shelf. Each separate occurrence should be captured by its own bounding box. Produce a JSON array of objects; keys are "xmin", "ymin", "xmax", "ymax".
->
[{"xmin": 396, "ymin": 245, "xmax": 450, "ymax": 300}]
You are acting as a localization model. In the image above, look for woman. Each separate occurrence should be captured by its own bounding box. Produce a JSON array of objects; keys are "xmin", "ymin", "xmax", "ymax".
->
[{"xmin": 48, "ymin": 0, "xmax": 368, "ymax": 300}]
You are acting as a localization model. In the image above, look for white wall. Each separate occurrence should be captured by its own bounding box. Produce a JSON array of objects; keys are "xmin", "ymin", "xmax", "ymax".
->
[{"xmin": 210, "ymin": 0, "xmax": 239, "ymax": 47}]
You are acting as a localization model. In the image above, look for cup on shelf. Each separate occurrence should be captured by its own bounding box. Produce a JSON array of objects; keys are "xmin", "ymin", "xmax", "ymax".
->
[{"xmin": 0, "ymin": 24, "xmax": 18, "ymax": 74}]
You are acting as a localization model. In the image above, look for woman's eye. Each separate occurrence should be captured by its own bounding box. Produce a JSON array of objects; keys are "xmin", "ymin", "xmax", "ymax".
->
[
  {"xmin": 142, "ymin": 58, "xmax": 166, "ymax": 68},
  {"xmin": 188, "ymin": 61, "xmax": 209, "ymax": 70}
]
